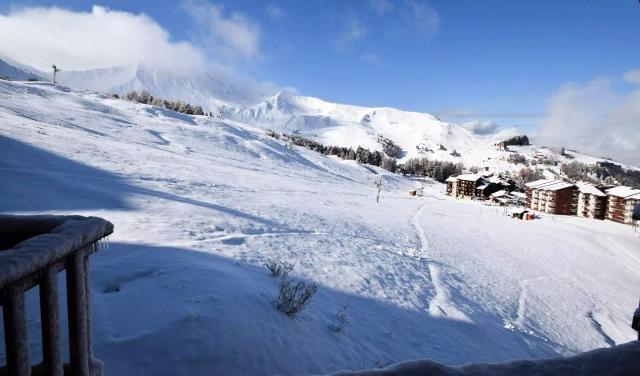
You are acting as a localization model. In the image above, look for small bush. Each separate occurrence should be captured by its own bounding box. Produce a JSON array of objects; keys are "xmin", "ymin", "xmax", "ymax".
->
[
  {"xmin": 277, "ymin": 277, "xmax": 318, "ymax": 316},
  {"xmin": 264, "ymin": 258, "xmax": 294, "ymax": 278},
  {"xmin": 329, "ymin": 299, "xmax": 350, "ymax": 332}
]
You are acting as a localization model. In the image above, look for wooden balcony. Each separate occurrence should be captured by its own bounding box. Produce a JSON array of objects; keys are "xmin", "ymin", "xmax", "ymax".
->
[{"xmin": 0, "ymin": 215, "xmax": 113, "ymax": 376}]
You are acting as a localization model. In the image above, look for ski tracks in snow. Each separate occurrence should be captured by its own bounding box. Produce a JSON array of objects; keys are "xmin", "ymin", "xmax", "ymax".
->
[
  {"xmin": 412, "ymin": 203, "xmax": 470, "ymax": 322},
  {"xmin": 513, "ymin": 277, "xmax": 546, "ymax": 332}
]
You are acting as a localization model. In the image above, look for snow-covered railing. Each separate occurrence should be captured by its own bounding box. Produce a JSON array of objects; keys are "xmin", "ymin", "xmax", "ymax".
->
[{"xmin": 0, "ymin": 215, "xmax": 113, "ymax": 376}]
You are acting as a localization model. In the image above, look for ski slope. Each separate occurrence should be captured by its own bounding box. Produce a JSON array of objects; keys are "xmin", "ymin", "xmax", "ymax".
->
[{"xmin": 0, "ymin": 80, "xmax": 639, "ymax": 375}]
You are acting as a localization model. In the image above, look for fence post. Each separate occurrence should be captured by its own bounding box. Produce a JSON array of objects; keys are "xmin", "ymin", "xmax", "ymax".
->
[
  {"xmin": 67, "ymin": 252, "xmax": 90, "ymax": 376},
  {"xmin": 40, "ymin": 266, "xmax": 64, "ymax": 376},
  {"xmin": 3, "ymin": 285, "xmax": 31, "ymax": 376}
]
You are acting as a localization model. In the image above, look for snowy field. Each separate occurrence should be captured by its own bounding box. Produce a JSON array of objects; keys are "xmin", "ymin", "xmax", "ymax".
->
[{"xmin": 1, "ymin": 80, "xmax": 639, "ymax": 375}]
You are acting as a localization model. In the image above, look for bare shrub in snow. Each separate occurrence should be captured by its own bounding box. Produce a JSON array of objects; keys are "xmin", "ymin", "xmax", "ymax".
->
[
  {"xmin": 277, "ymin": 277, "xmax": 317, "ymax": 316},
  {"xmin": 264, "ymin": 258, "xmax": 294, "ymax": 278},
  {"xmin": 329, "ymin": 299, "xmax": 350, "ymax": 332}
]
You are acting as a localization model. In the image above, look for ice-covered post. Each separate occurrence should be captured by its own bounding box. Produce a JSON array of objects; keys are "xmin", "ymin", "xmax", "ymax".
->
[
  {"xmin": 633, "ymin": 300, "xmax": 640, "ymax": 341},
  {"xmin": 375, "ymin": 177, "xmax": 382, "ymax": 203},
  {"xmin": 52, "ymin": 64, "xmax": 61, "ymax": 84}
]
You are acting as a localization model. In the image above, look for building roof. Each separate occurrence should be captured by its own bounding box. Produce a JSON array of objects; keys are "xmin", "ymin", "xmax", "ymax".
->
[
  {"xmin": 545, "ymin": 181, "xmax": 575, "ymax": 191},
  {"xmin": 490, "ymin": 190, "xmax": 508, "ymax": 197},
  {"xmin": 456, "ymin": 174, "xmax": 482, "ymax": 182},
  {"xmin": 526, "ymin": 179, "xmax": 574, "ymax": 191},
  {"xmin": 605, "ymin": 186, "xmax": 640, "ymax": 198},
  {"xmin": 525, "ymin": 179, "xmax": 553, "ymax": 188},
  {"xmin": 576, "ymin": 183, "xmax": 606, "ymax": 197},
  {"xmin": 445, "ymin": 176, "xmax": 457, "ymax": 183},
  {"xmin": 626, "ymin": 193, "xmax": 640, "ymax": 201},
  {"xmin": 485, "ymin": 175, "xmax": 511, "ymax": 185},
  {"xmin": 477, "ymin": 184, "xmax": 489, "ymax": 190}
]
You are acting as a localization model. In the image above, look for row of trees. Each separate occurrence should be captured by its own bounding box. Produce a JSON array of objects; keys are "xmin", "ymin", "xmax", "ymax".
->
[
  {"xmin": 508, "ymin": 153, "xmax": 528, "ymax": 165},
  {"xmin": 122, "ymin": 91, "xmax": 207, "ymax": 116},
  {"xmin": 377, "ymin": 135, "xmax": 402, "ymax": 158},
  {"xmin": 397, "ymin": 158, "xmax": 464, "ymax": 183},
  {"xmin": 503, "ymin": 135, "xmax": 530, "ymax": 146},
  {"xmin": 266, "ymin": 130, "xmax": 473, "ymax": 182},
  {"xmin": 515, "ymin": 167, "xmax": 546, "ymax": 187},
  {"xmin": 561, "ymin": 161, "xmax": 640, "ymax": 187},
  {"xmin": 266, "ymin": 131, "xmax": 399, "ymax": 172}
]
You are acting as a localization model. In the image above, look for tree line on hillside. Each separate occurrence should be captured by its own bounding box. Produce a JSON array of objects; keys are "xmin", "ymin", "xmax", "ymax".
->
[
  {"xmin": 397, "ymin": 158, "xmax": 464, "ymax": 182},
  {"xmin": 121, "ymin": 90, "xmax": 209, "ymax": 116},
  {"xmin": 266, "ymin": 130, "xmax": 472, "ymax": 182},
  {"xmin": 561, "ymin": 161, "xmax": 640, "ymax": 187},
  {"xmin": 503, "ymin": 135, "xmax": 530, "ymax": 146},
  {"xmin": 515, "ymin": 167, "xmax": 546, "ymax": 187},
  {"xmin": 266, "ymin": 130, "xmax": 398, "ymax": 172},
  {"xmin": 377, "ymin": 135, "xmax": 403, "ymax": 158}
]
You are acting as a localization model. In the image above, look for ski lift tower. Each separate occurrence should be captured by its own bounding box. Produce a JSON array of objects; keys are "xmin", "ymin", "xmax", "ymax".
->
[{"xmin": 52, "ymin": 65, "xmax": 61, "ymax": 84}]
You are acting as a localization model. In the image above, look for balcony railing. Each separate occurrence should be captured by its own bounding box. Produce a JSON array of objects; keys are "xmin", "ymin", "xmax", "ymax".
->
[{"xmin": 0, "ymin": 215, "xmax": 113, "ymax": 376}]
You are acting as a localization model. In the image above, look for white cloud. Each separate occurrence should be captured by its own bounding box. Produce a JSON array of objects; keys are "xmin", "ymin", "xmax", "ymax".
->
[
  {"xmin": 0, "ymin": 5, "xmax": 205, "ymax": 72},
  {"xmin": 265, "ymin": 4, "xmax": 285, "ymax": 22},
  {"xmin": 623, "ymin": 69, "xmax": 640, "ymax": 84},
  {"xmin": 370, "ymin": 0, "xmax": 393, "ymax": 16},
  {"xmin": 460, "ymin": 120, "xmax": 501, "ymax": 135},
  {"xmin": 403, "ymin": 0, "xmax": 439, "ymax": 38},
  {"xmin": 537, "ymin": 76, "xmax": 640, "ymax": 165},
  {"xmin": 182, "ymin": 1, "xmax": 260, "ymax": 61},
  {"xmin": 337, "ymin": 18, "xmax": 368, "ymax": 48}
]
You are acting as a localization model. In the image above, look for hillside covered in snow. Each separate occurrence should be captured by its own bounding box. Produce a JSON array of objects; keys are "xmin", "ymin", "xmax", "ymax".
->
[
  {"xmin": 4, "ymin": 55, "xmax": 634, "ymax": 179},
  {"xmin": 1, "ymin": 79, "xmax": 639, "ymax": 375}
]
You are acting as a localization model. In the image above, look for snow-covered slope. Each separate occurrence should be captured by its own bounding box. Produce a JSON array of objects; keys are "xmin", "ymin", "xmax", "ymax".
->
[
  {"xmin": 224, "ymin": 91, "xmax": 524, "ymax": 165},
  {"xmin": 55, "ymin": 63, "xmax": 263, "ymax": 109},
  {"xmin": 334, "ymin": 341, "xmax": 640, "ymax": 375},
  {"xmin": 0, "ymin": 55, "xmax": 45, "ymax": 81},
  {"xmin": 1, "ymin": 80, "xmax": 639, "ymax": 375},
  {"xmin": 3, "ymin": 55, "xmax": 634, "ymax": 175}
]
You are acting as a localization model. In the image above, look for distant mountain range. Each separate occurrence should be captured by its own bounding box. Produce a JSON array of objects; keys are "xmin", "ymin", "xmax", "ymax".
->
[{"xmin": 1, "ymin": 55, "xmax": 632, "ymax": 174}]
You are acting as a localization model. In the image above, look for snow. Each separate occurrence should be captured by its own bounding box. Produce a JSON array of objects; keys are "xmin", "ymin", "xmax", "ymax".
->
[
  {"xmin": 490, "ymin": 190, "xmax": 508, "ymax": 198},
  {"xmin": 2, "ymin": 55, "xmax": 639, "ymax": 178},
  {"xmin": 331, "ymin": 341, "xmax": 640, "ymax": 375},
  {"xmin": 455, "ymin": 174, "xmax": 482, "ymax": 182},
  {"xmin": 576, "ymin": 183, "xmax": 606, "ymax": 197},
  {"xmin": 525, "ymin": 179, "xmax": 574, "ymax": 191},
  {"xmin": 606, "ymin": 186, "xmax": 640, "ymax": 198},
  {"xmin": 524, "ymin": 179, "xmax": 553, "ymax": 188},
  {"xmin": 1, "ymin": 80, "xmax": 639, "ymax": 374},
  {"xmin": 0, "ymin": 54, "xmax": 44, "ymax": 81}
]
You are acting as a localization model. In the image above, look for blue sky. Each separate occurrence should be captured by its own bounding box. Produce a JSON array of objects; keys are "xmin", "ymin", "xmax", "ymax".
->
[{"xmin": 2, "ymin": 1, "xmax": 640, "ymax": 140}]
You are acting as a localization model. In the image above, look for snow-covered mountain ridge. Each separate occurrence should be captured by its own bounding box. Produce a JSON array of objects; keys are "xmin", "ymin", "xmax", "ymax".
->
[{"xmin": 1, "ymin": 55, "xmax": 635, "ymax": 177}]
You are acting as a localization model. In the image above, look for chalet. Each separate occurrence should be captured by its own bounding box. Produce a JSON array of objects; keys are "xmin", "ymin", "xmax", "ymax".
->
[
  {"xmin": 525, "ymin": 179, "xmax": 577, "ymax": 215},
  {"xmin": 625, "ymin": 194, "xmax": 640, "ymax": 225},
  {"xmin": 445, "ymin": 176, "xmax": 457, "ymax": 196},
  {"xmin": 575, "ymin": 183, "xmax": 607, "ymax": 220},
  {"xmin": 447, "ymin": 174, "xmax": 483, "ymax": 199},
  {"xmin": 605, "ymin": 186, "xmax": 640, "ymax": 224},
  {"xmin": 490, "ymin": 190, "xmax": 526, "ymax": 206},
  {"xmin": 494, "ymin": 142, "xmax": 507, "ymax": 151},
  {"xmin": 446, "ymin": 174, "xmax": 511, "ymax": 200}
]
